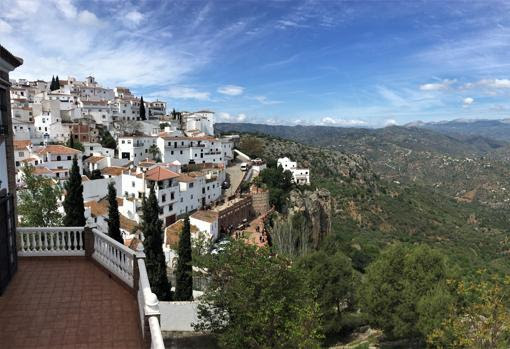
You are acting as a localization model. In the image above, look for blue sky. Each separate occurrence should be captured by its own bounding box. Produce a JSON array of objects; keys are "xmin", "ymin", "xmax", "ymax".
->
[{"xmin": 2, "ymin": 0, "xmax": 510, "ymax": 127}]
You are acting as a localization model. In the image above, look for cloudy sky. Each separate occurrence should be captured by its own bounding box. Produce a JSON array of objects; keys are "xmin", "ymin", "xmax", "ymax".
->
[{"xmin": 2, "ymin": 0, "xmax": 510, "ymax": 127}]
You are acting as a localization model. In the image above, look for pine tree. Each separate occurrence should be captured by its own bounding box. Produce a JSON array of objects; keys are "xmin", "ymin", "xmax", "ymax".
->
[
  {"xmin": 141, "ymin": 185, "xmax": 172, "ymax": 300},
  {"xmin": 140, "ymin": 96, "xmax": 146, "ymax": 121},
  {"xmin": 174, "ymin": 215, "xmax": 193, "ymax": 301},
  {"xmin": 50, "ymin": 76, "xmax": 56, "ymax": 91},
  {"xmin": 107, "ymin": 182, "xmax": 123, "ymax": 244},
  {"xmin": 63, "ymin": 156, "xmax": 86, "ymax": 227}
]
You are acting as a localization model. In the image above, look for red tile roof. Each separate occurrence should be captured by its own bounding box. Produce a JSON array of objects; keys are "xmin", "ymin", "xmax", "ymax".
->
[
  {"xmin": 36, "ymin": 145, "xmax": 80, "ymax": 155},
  {"xmin": 13, "ymin": 140, "xmax": 32, "ymax": 150},
  {"xmin": 144, "ymin": 166, "xmax": 180, "ymax": 181}
]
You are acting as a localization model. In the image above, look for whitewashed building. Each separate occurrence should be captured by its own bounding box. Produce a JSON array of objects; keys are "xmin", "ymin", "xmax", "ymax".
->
[{"xmin": 277, "ymin": 157, "xmax": 310, "ymax": 185}]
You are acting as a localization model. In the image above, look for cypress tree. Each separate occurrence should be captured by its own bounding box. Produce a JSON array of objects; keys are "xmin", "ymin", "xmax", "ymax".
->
[
  {"xmin": 63, "ymin": 156, "xmax": 86, "ymax": 227},
  {"xmin": 107, "ymin": 182, "xmax": 123, "ymax": 244},
  {"xmin": 55, "ymin": 75, "xmax": 60, "ymax": 89},
  {"xmin": 174, "ymin": 215, "xmax": 193, "ymax": 301},
  {"xmin": 68, "ymin": 133, "xmax": 75, "ymax": 149},
  {"xmin": 141, "ymin": 185, "xmax": 172, "ymax": 300},
  {"xmin": 140, "ymin": 96, "xmax": 146, "ymax": 121},
  {"xmin": 50, "ymin": 76, "xmax": 56, "ymax": 90}
]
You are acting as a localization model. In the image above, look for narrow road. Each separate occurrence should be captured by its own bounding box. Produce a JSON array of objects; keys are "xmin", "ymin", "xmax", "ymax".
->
[{"xmin": 225, "ymin": 160, "xmax": 243, "ymax": 198}]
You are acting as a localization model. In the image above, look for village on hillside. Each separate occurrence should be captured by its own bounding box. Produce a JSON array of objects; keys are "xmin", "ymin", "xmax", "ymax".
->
[{"xmin": 7, "ymin": 75, "xmax": 311, "ymax": 270}]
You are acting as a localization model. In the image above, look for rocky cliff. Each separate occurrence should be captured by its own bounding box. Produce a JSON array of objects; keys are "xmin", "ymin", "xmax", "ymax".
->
[{"xmin": 288, "ymin": 188, "xmax": 333, "ymax": 248}]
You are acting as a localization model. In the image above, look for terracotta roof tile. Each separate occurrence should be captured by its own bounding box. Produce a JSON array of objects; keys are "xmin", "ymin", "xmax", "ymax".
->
[
  {"xmin": 145, "ymin": 166, "xmax": 180, "ymax": 181},
  {"xmin": 37, "ymin": 145, "xmax": 80, "ymax": 155},
  {"xmin": 13, "ymin": 140, "xmax": 32, "ymax": 150}
]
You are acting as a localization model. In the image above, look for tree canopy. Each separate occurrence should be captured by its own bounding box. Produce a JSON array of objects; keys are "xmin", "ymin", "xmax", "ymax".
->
[
  {"xmin": 140, "ymin": 96, "xmax": 146, "ymax": 120},
  {"xmin": 17, "ymin": 165, "xmax": 63, "ymax": 227},
  {"xmin": 66, "ymin": 134, "xmax": 84, "ymax": 152},
  {"xmin": 359, "ymin": 244, "xmax": 451, "ymax": 341},
  {"xmin": 174, "ymin": 215, "xmax": 193, "ymax": 301},
  {"xmin": 107, "ymin": 182, "xmax": 122, "ymax": 244},
  {"xmin": 193, "ymin": 239, "xmax": 323, "ymax": 348},
  {"xmin": 141, "ymin": 185, "xmax": 172, "ymax": 300},
  {"xmin": 258, "ymin": 165, "xmax": 293, "ymax": 211},
  {"xmin": 63, "ymin": 156, "xmax": 86, "ymax": 227}
]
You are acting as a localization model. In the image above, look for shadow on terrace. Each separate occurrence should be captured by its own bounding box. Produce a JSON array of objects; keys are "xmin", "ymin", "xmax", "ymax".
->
[{"xmin": 0, "ymin": 226, "xmax": 165, "ymax": 349}]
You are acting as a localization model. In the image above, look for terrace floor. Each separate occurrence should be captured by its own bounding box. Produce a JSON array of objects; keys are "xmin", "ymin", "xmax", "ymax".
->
[{"xmin": 0, "ymin": 258, "xmax": 143, "ymax": 348}]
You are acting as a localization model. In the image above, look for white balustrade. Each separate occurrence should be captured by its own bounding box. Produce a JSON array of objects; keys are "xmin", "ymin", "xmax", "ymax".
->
[
  {"xmin": 91, "ymin": 228, "xmax": 135, "ymax": 288},
  {"xmin": 137, "ymin": 254, "xmax": 165, "ymax": 349},
  {"xmin": 17, "ymin": 227, "xmax": 85, "ymax": 256}
]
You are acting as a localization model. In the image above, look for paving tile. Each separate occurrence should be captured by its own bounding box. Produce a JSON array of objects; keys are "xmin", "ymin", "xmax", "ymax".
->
[{"xmin": 0, "ymin": 259, "xmax": 143, "ymax": 348}]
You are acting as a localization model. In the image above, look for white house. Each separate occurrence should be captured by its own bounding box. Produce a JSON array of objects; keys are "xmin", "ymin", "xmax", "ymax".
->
[
  {"xmin": 118, "ymin": 135, "xmax": 157, "ymax": 165},
  {"xmin": 277, "ymin": 157, "xmax": 310, "ymax": 185}
]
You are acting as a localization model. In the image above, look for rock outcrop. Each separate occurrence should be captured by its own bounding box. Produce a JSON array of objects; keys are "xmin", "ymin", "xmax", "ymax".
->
[{"xmin": 288, "ymin": 188, "xmax": 332, "ymax": 248}]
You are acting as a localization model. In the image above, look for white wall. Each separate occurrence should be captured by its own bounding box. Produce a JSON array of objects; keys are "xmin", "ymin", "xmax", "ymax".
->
[
  {"xmin": 159, "ymin": 301, "xmax": 200, "ymax": 332},
  {"xmin": 83, "ymin": 177, "xmax": 120, "ymax": 201}
]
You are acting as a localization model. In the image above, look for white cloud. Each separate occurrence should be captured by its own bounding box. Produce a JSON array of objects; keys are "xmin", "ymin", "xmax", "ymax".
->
[
  {"xmin": 463, "ymin": 97, "xmax": 474, "ymax": 106},
  {"xmin": 253, "ymin": 95, "xmax": 282, "ymax": 105},
  {"xmin": 464, "ymin": 79, "xmax": 510, "ymax": 89},
  {"xmin": 53, "ymin": 0, "xmax": 77, "ymax": 19},
  {"xmin": 125, "ymin": 10, "xmax": 144, "ymax": 26},
  {"xmin": 419, "ymin": 79, "xmax": 456, "ymax": 91},
  {"xmin": 0, "ymin": 0, "xmax": 241, "ymax": 88},
  {"xmin": 384, "ymin": 119, "xmax": 398, "ymax": 126},
  {"xmin": 158, "ymin": 86, "xmax": 210, "ymax": 100},
  {"xmin": 78, "ymin": 10, "xmax": 100, "ymax": 25},
  {"xmin": 218, "ymin": 112, "xmax": 247, "ymax": 122},
  {"xmin": 217, "ymin": 85, "xmax": 244, "ymax": 96},
  {"xmin": 320, "ymin": 117, "xmax": 367, "ymax": 126}
]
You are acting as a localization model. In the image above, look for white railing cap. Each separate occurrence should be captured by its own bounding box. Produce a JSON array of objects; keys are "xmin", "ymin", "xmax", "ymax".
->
[
  {"xmin": 17, "ymin": 226, "xmax": 85, "ymax": 232},
  {"xmin": 91, "ymin": 228, "xmax": 136, "ymax": 257}
]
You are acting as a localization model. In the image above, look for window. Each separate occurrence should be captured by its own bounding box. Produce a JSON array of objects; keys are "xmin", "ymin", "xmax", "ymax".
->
[
  {"xmin": 189, "ymin": 183, "xmax": 194, "ymax": 188},
  {"xmin": 15, "ymin": 161, "xmax": 19, "ymax": 167},
  {"xmin": 18, "ymin": 152, "xmax": 24, "ymax": 157},
  {"xmin": 56, "ymin": 155, "xmax": 61, "ymax": 161},
  {"xmin": 67, "ymin": 156, "xmax": 71, "ymax": 160},
  {"xmin": 162, "ymin": 194, "xmax": 166, "ymax": 202},
  {"xmin": 132, "ymin": 181, "xmax": 135, "ymax": 187},
  {"xmin": 171, "ymin": 192, "xmax": 174, "ymax": 200}
]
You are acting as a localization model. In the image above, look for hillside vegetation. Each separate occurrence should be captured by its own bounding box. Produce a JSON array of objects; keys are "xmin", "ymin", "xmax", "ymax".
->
[
  {"xmin": 237, "ymin": 134, "xmax": 510, "ymax": 275},
  {"xmin": 217, "ymin": 123, "xmax": 510, "ymax": 209}
]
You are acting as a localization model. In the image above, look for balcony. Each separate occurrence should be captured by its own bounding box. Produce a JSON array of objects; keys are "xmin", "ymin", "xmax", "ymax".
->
[{"xmin": 0, "ymin": 227, "xmax": 165, "ymax": 349}]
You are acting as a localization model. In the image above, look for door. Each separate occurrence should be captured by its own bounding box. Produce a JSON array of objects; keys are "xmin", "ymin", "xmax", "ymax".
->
[
  {"xmin": 165, "ymin": 214, "xmax": 176, "ymax": 227},
  {"xmin": 0, "ymin": 194, "xmax": 17, "ymax": 295}
]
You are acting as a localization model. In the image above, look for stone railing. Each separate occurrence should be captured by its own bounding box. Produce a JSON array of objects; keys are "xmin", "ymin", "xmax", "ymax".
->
[
  {"xmin": 136, "ymin": 252, "xmax": 165, "ymax": 349},
  {"xmin": 17, "ymin": 227, "xmax": 85, "ymax": 256},
  {"xmin": 91, "ymin": 228, "xmax": 135, "ymax": 288}
]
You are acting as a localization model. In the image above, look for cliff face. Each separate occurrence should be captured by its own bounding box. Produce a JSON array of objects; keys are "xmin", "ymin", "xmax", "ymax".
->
[{"xmin": 288, "ymin": 188, "xmax": 332, "ymax": 248}]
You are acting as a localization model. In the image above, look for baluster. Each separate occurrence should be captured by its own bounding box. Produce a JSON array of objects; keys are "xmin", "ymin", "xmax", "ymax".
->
[
  {"xmin": 20, "ymin": 232, "xmax": 25, "ymax": 252},
  {"xmin": 72, "ymin": 230, "xmax": 77, "ymax": 251},
  {"xmin": 37, "ymin": 232, "xmax": 42, "ymax": 251},
  {"xmin": 30, "ymin": 232, "xmax": 35, "ymax": 252},
  {"xmin": 77, "ymin": 230, "xmax": 82, "ymax": 250},
  {"xmin": 42, "ymin": 231, "xmax": 47, "ymax": 251},
  {"xmin": 59, "ymin": 231, "xmax": 64, "ymax": 250}
]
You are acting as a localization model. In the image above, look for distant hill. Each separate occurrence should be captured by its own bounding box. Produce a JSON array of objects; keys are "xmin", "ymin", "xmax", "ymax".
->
[
  {"xmin": 216, "ymin": 123, "xmax": 510, "ymax": 208},
  {"xmin": 405, "ymin": 118, "xmax": 510, "ymax": 142},
  {"xmin": 245, "ymin": 134, "xmax": 510, "ymax": 275}
]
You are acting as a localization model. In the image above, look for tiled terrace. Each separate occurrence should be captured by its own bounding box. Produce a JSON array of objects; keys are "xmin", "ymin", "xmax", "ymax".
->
[{"xmin": 0, "ymin": 258, "xmax": 143, "ymax": 348}]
